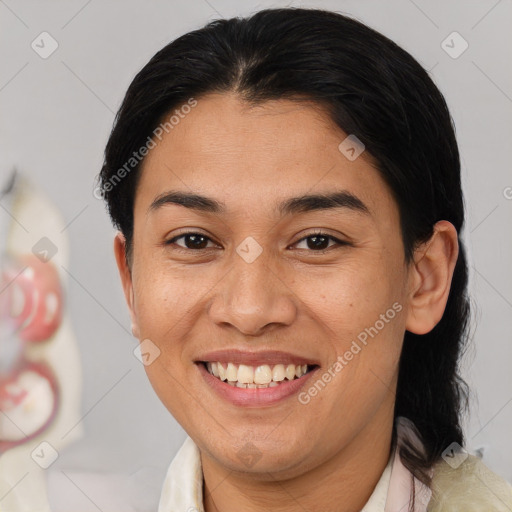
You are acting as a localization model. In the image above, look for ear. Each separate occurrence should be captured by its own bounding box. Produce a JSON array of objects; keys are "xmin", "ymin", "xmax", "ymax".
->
[
  {"xmin": 114, "ymin": 232, "xmax": 139, "ymax": 339},
  {"xmin": 405, "ymin": 220, "xmax": 459, "ymax": 335}
]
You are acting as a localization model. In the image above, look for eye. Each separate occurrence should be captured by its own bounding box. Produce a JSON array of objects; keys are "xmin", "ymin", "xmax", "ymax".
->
[
  {"xmin": 292, "ymin": 232, "xmax": 348, "ymax": 252},
  {"xmin": 166, "ymin": 232, "xmax": 218, "ymax": 250},
  {"xmin": 165, "ymin": 231, "xmax": 349, "ymax": 253}
]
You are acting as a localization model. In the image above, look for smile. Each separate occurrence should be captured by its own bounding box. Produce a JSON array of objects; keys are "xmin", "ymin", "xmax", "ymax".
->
[
  {"xmin": 202, "ymin": 361, "xmax": 314, "ymax": 388},
  {"xmin": 196, "ymin": 358, "xmax": 320, "ymax": 407}
]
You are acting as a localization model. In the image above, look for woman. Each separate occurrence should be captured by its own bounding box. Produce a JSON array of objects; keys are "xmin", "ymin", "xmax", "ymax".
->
[{"xmin": 98, "ymin": 8, "xmax": 512, "ymax": 511}]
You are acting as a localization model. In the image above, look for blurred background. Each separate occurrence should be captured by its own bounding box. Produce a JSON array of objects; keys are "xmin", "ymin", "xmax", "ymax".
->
[{"xmin": 1, "ymin": 0, "xmax": 511, "ymax": 509}]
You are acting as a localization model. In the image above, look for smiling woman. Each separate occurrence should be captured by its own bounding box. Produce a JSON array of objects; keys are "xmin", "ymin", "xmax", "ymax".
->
[{"xmin": 97, "ymin": 7, "xmax": 512, "ymax": 512}]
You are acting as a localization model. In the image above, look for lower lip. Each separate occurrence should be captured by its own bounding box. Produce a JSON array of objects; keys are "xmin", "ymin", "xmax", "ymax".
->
[{"xmin": 196, "ymin": 362, "xmax": 319, "ymax": 407}]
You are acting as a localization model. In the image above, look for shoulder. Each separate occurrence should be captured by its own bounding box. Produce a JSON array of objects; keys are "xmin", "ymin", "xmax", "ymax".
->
[{"xmin": 427, "ymin": 454, "xmax": 512, "ymax": 511}]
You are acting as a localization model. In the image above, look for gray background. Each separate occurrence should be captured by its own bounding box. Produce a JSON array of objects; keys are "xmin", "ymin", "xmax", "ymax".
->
[{"xmin": 1, "ymin": 0, "xmax": 511, "ymax": 501}]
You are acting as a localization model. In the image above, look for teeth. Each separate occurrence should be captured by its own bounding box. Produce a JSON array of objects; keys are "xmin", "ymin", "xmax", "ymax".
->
[
  {"xmin": 295, "ymin": 365, "xmax": 308, "ymax": 378},
  {"xmin": 226, "ymin": 363, "xmax": 238, "ymax": 381},
  {"xmin": 217, "ymin": 363, "xmax": 227, "ymax": 381},
  {"xmin": 285, "ymin": 364, "xmax": 296, "ymax": 380},
  {"xmin": 205, "ymin": 361, "xmax": 311, "ymax": 387},
  {"xmin": 254, "ymin": 365, "xmax": 272, "ymax": 384},
  {"xmin": 237, "ymin": 364, "xmax": 254, "ymax": 384},
  {"xmin": 272, "ymin": 364, "xmax": 285, "ymax": 381}
]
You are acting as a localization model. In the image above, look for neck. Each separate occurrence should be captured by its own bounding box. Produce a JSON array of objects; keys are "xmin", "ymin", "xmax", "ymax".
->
[{"xmin": 201, "ymin": 405, "xmax": 395, "ymax": 512}]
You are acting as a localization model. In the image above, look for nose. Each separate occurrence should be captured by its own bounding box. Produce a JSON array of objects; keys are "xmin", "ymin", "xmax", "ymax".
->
[{"xmin": 208, "ymin": 245, "xmax": 297, "ymax": 336}]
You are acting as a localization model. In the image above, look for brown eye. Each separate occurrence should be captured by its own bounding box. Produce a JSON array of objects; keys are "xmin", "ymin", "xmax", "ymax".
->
[
  {"xmin": 305, "ymin": 235, "xmax": 330, "ymax": 250},
  {"xmin": 293, "ymin": 233, "xmax": 348, "ymax": 252},
  {"xmin": 167, "ymin": 233, "xmax": 215, "ymax": 250}
]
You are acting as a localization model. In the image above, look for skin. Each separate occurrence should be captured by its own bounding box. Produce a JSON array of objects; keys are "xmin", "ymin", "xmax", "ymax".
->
[{"xmin": 114, "ymin": 92, "xmax": 458, "ymax": 512}]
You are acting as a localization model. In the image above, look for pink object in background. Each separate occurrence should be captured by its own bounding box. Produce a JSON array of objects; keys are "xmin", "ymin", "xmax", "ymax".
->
[
  {"xmin": 0, "ymin": 172, "xmax": 83, "ymax": 512},
  {"xmin": 0, "ymin": 253, "xmax": 62, "ymax": 451},
  {"xmin": 0, "ymin": 254, "xmax": 63, "ymax": 343},
  {"xmin": 0, "ymin": 360, "xmax": 59, "ymax": 453}
]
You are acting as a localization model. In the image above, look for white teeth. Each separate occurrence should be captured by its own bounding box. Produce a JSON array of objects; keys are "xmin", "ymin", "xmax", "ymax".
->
[
  {"xmin": 254, "ymin": 365, "xmax": 272, "ymax": 384},
  {"xmin": 237, "ymin": 364, "xmax": 254, "ymax": 384},
  {"xmin": 285, "ymin": 364, "xmax": 296, "ymax": 380},
  {"xmin": 217, "ymin": 363, "xmax": 227, "ymax": 381},
  {"xmin": 205, "ymin": 361, "xmax": 312, "ymax": 386},
  {"xmin": 272, "ymin": 364, "xmax": 285, "ymax": 381},
  {"xmin": 226, "ymin": 363, "xmax": 238, "ymax": 381}
]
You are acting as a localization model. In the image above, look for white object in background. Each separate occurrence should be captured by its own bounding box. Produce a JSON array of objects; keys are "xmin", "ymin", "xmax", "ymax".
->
[{"xmin": 0, "ymin": 173, "xmax": 83, "ymax": 512}]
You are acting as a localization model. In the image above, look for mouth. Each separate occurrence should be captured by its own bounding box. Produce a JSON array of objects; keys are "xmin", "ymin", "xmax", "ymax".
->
[
  {"xmin": 199, "ymin": 361, "xmax": 318, "ymax": 388},
  {"xmin": 194, "ymin": 350, "xmax": 320, "ymax": 407}
]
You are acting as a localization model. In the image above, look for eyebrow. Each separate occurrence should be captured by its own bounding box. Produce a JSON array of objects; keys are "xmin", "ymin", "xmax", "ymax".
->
[{"xmin": 148, "ymin": 190, "xmax": 370, "ymax": 217}]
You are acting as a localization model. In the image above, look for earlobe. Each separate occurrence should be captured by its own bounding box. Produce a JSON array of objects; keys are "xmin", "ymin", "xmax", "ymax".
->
[
  {"xmin": 405, "ymin": 221, "xmax": 459, "ymax": 335},
  {"xmin": 113, "ymin": 232, "xmax": 140, "ymax": 339}
]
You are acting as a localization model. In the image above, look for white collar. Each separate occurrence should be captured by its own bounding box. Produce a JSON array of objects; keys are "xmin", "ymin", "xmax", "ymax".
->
[{"xmin": 158, "ymin": 417, "xmax": 431, "ymax": 512}]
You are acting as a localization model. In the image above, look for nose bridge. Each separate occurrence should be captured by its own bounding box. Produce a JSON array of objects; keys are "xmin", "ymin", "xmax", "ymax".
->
[
  {"xmin": 230, "ymin": 245, "xmax": 273, "ymax": 304},
  {"xmin": 209, "ymin": 238, "xmax": 296, "ymax": 334}
]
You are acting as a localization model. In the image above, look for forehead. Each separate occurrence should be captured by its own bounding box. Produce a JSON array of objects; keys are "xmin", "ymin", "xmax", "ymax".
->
[{"xmin": 135, "ymin": 93, "xmax": 397, "ymax": 220}]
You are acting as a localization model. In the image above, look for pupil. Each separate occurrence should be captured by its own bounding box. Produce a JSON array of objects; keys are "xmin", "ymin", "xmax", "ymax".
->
[
  {"xmin": 186, "ymin": 234, "xmax": 207, "ymax": 249},
  {"xmin": 308, "ymin": 236, "xmax": 328, "ymax": 250}
]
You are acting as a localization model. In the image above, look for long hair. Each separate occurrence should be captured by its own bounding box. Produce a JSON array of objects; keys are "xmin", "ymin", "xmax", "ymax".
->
[{"xmin": 99, "ymin": 7, "xmax": 471, "ymax": 505}]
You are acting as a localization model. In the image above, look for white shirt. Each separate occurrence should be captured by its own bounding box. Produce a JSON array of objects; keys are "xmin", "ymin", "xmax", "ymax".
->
[{"xmin": 158, "ymin": 416, "xmax": 431, "ymax": 512}]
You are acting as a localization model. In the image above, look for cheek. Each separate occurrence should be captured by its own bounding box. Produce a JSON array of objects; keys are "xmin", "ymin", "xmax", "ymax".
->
[
  {"xmin": 132, "ymin": 260, "xmax": 197, "ymax": 335},
  {"xmin": 132, "ymin": 264, "xmax": 195, "ymax": 411},
  {"xmin": 295, "ymin": 255, "xmax": 403, "ymax": 334},
  {"xmin": 294, "ymin": 256, "xmax": 405, "ymax": 395}
]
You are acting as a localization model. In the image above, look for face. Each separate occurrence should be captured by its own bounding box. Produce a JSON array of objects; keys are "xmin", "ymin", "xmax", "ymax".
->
[{"xmin": 117, "ymin": 93, "xmax": 416, "ymax": 479}]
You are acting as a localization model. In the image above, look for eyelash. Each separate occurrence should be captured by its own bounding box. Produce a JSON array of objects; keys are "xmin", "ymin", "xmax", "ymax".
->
[{"xmin": 165, "ymin": 231, "xmax": 349, "ymax": 253}]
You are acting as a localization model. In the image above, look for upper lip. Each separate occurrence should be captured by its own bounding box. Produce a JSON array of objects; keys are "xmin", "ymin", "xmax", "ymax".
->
[{"xmin": 195, "ymin": 349, "xmax": 320, "ymax": 367}]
